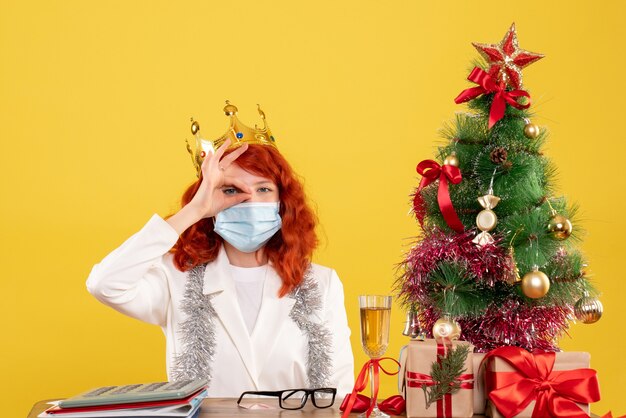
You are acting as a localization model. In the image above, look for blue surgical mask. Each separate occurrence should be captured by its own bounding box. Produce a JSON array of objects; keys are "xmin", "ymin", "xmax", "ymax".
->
[{"xmin": 214, "ymin": 202, "xmax": 282, "ymax": 253}]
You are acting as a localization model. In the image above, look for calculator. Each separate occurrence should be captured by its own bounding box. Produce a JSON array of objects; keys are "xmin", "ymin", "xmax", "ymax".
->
[{"xmin": 58, "ymin": 379, "xmax": 208, "ymax": 408}]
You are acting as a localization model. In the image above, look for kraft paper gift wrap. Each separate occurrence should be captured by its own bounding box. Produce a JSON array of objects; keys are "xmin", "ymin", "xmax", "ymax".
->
[
  {"xmin": 473, "ymin": 352, "xmax": 487, "ymax": 415},
  {"xmin": 404, "ymin": 339, "xmax": 474, "ymax": 418}
]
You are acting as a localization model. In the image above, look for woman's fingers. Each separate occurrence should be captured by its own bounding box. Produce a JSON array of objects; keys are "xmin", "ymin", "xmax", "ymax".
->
[
  {"xmin": 213, "ymin": 138, "xmax": 232, "ymax": 162},
  {"xmin": 219, "ymin": 143, "xmax": 248, "ymax": 169},
  {"xmin": 223, "ymin": 192, "xmax": 251, "ymax": 208},
  {"xmin": 227, "ymin": 176, "xmax": 253, "ymax": 196},
  {"xmin": 200, "ymin": 139, "xmax": 232, "ymax": 178},
  {"xmin": 199, "ymin": 148, "xmax": 212, "ymax": 174},
  {"xmin": 215, "ymin": 177, "xmax": 252, "ymax": 213},
  {"xmin": 202, "ymin": 138, "xmax": 248, "ymax": 175}
]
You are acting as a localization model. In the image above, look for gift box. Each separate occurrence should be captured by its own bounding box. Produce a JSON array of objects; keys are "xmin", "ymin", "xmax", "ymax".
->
[
  {"xmin": 483, "ymin": 347, "xmax": 600, "ymax": 418},
  {"xmin": 403, "ymin": 339, "xmax": 474, "ymax": 418},
  {"xmin": 472, "ymin": 352, "xmax": 487, "ymax": 415}
]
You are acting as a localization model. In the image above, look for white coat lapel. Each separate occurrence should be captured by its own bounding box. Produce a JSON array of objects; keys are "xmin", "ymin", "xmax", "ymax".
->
[
  {"xmin": 251, "ymin": 266, "xmax": 296, "ymax": 377},
  {"xmin": 202, "ymin": 248, "xmax": 258, "ymax": 387}
]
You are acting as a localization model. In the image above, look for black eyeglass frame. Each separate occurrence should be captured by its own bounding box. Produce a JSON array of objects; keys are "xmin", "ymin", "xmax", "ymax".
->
[{"xmin": 236, "ymin": 387, "xmax": 337, "ymax": 410}]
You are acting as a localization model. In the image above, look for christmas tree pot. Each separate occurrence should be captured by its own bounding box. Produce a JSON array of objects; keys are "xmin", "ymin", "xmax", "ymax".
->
[
  {"xmin": 402, "ymin": 339, "xmax": 474, "ymax": 418},
  {"xmin": 483, "ymin": 348, "xmax": 600, "ymax": 418}
]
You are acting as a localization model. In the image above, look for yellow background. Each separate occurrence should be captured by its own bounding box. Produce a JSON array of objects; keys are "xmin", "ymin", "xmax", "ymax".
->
[{"xmin": 2, "ymin": 0, "xmax": 625, "ymax": 416}]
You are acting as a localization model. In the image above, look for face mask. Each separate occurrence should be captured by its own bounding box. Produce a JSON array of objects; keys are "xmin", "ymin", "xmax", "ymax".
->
[{"xmin": 214, "ymin": 202, "xmax": 282, "ymax": 253}]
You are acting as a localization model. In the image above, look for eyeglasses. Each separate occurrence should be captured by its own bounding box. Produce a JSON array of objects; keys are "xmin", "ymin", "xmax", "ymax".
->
[{"xmin": 237, "ymin": 388, "xmax": 337, "ymax": 410}]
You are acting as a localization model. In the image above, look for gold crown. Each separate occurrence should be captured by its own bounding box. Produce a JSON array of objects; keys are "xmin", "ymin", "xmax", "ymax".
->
[{"xmin": 186, "ymin": 101, "xmax": 277, "ymax": 176}]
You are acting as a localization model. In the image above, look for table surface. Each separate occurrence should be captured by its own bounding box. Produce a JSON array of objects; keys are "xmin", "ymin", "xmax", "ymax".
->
[
  {"xmin": 27, "ymin": 398, "xmax": 496, "ymax": 417},
  {"xmin": 27, "ymin": 398, "xmax": 356, "ymax": 417}
]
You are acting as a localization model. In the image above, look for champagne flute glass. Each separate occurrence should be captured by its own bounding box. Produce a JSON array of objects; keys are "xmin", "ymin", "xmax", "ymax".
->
[{"xmin": 359, "ymin": 295, "xmax": 392, "ymax": 418}]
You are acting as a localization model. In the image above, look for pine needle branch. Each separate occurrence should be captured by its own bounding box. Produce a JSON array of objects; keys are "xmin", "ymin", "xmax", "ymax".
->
[{"xmin": 422, "ymin": 344, "xmax": 471, "ymax": 409}]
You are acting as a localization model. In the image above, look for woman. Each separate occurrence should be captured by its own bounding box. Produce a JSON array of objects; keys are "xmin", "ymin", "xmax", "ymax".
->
[{"xmin": 86, "ymin": 105, "xmax": 354, "ymax": 397}]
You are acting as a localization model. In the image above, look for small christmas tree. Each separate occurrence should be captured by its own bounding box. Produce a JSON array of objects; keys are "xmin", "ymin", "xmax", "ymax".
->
[{"xmin": 396, "ymin": 24, "xmax": 603, "ymax": 352}]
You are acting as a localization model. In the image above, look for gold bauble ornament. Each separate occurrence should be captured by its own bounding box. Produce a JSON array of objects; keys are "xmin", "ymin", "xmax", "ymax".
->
[
  {"xmin": 523, "ymin": 122, "xmax": 540, "ymax": 139},
  {"xmin": 432, "ymin": 316, "xmax": 462, "ymax": 340},
  {"xmin": 574, "ymin": 294, "xmax": 603, "ymax": 324},
  {"xmin": 548, "ymin": 213, "xmax": 573, "ymax": 240},
  {"xmin": 443, "ymin": 152, "xmax": 459, "ymax": 167},
  {"xmin": 521, "ymin": 267, "xmax": 550, "ymax": 299}
]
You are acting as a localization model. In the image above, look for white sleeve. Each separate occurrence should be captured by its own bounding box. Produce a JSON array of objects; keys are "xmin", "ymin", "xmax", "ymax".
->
[
  {"xmin": 324, "ymin": 269, "xmax": 355, "ymax": 395},
  {"xmin": 86, "ymin": 214, "xmax": 180, "ymax": 326}
]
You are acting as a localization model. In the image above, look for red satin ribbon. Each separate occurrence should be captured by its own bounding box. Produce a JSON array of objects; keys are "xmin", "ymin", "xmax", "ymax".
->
[
  {"xmin": 454, "ymin": 67, "xmax": 531, "ymax": 129},
  {"xmin": 339, "ymin": 394, "xmax": 406, "ymax": 415},
  {"xmin": 483, "ymin": 346, "xmax": 601, "ymax": 418},
  {"xmin": 341, "ymin": 357, "xmax": 401, "ymax": 418},
  {"xmin": 406, "ymin": 371, "xmax": 475, "ymax": 389},
  {"xmin": 413, "ymin": 159, "xmax": 464, "ymax": 233}
]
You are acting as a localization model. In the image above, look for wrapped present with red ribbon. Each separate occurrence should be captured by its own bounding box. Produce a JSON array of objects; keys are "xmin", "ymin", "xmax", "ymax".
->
[
  {"xmin": 473, "ymin": 352, "xmax": 487, "ymax": 415},
  {"xmin": 402, "ymin": 339, "xmax": 474, "ymax": 418},
  {"xmin": 483, "ymin": 346, "xmax": 601, "ymax": 418}
]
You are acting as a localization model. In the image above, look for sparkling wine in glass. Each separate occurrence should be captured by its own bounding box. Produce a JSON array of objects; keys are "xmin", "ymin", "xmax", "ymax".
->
[{"xmin": 359, "ymin": 295, "xmax": 392, "ymax": 418}]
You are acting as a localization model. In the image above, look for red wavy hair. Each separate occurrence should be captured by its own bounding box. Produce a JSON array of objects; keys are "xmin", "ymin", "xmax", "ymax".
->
[{"xmin": 170, "ymin": 145, "xmax": 318, "ymax": 297}]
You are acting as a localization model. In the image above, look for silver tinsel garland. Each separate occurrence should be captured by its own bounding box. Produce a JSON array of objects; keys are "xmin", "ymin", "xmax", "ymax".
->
[
  {"xmin": 170, "ymin": 263, "xmax": 333, "ymax": 389},
  {"xmin": 170, "ymin": 264, "xmax": 217, "ymax": 382},
  {"xmin": 289, "ymin": 268, "xmax": 333, "ymax": 388}
]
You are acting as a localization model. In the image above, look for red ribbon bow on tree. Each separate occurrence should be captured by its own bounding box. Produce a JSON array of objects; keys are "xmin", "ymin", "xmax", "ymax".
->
[
  {"xmin": 483, "ymin": 346, "xmax": 601, "ymax": 418},
  {"xmin": 341, "ymin": 357, "xmax": 401, "ymax": 418},
  {"xmin": 454, "ymin": 67, "xmax": 531, "ymax": 129},
  {"xmin": 413, "ymin": 160, "xmax": 464, "ymax": 233}
]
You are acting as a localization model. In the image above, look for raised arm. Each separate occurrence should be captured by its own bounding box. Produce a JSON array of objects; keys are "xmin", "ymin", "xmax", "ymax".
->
[
  {"xmin": 86, "ymin": 139, "xmax": 252, "ymax": 325},
  {"xmin": 86, "ymin": 215, "xmax": 180, "ymax": 325}
]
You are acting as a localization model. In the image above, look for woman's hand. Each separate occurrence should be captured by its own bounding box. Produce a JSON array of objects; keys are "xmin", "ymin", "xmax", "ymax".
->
[
  {"xmin": 166, "ymin": 139, "xmax": 251, "ymax": 235},
  {"xmin": 188, "ymin": 139, "xmax": 251, "ymax": 218}
]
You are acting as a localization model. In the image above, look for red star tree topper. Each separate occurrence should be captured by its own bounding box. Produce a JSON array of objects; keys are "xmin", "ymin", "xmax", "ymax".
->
[{"xmin": 472, "ymin": 23, "xmax": 544, "ymax": 89}]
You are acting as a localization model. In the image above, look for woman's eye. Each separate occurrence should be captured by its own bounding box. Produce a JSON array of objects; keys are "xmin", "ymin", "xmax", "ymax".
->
[
  {"xmin": 258, "ymin": 187, "xmax": 272, "ymax": 193},
  {"xmin": 222, "ymin": 187, "xmax": 238, "ymax": 195}
]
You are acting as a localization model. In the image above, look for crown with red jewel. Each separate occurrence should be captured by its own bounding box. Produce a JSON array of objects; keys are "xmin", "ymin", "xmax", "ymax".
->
[{"xmin": 186, "ymin": 101, "xmax": 277, "ymax": 176}]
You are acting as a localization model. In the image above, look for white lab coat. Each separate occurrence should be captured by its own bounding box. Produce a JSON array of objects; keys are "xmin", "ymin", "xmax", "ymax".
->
[{"xmin": 86, "ymin": 215, "xmax": 355, "ymax": 397}]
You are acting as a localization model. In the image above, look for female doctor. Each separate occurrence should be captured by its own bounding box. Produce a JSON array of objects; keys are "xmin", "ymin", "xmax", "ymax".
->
[{"xmin": 86, "ymin": 105, "xmax": 354, "ymax": 397}]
